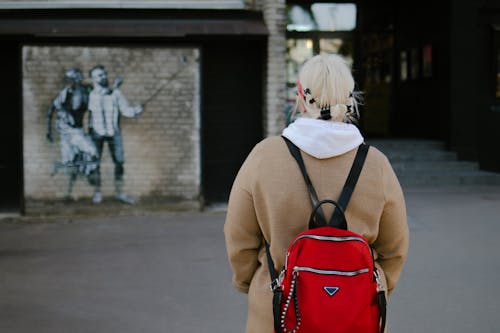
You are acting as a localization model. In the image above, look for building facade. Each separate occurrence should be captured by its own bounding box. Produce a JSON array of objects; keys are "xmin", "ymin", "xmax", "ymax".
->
[
  {"xmin": 0, "ymin": 0, "xmax": 499, "ymax": 214},
  {"xmin": 0, "ymin": 0, "xmax": 282, "ymax": 214}
]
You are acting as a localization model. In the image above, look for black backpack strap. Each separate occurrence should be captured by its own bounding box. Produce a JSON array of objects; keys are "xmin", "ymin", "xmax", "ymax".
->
[
  {"xmin": 330, "ymin": 143, "xmax": 369, "ymax": 229},
  {"xmin": 283, "ymin": 136, "xmax": 369, "ymax": 229},
  {"xmin": 378, "ymin": 290, "xmax": 387, "ymax": 333},
  {"xmin": 282, "ymin": 136, "xmax": 328, "ymax": 226},
  {"xmin": 264, "ymin": 240, "xmax": 283, "ymax": 333}
]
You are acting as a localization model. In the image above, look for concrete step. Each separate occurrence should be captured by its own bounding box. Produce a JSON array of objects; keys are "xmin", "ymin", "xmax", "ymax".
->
[
  {"xmin": 397, "ymin": 170, "xmax": 500, "ymax": 187},
  {"xmin": 391, "ymin": 161, "xmax": 478, "ymax": 173},
  {"xmin": 382, "ymin": 151, "xmax": 458, "ymax": 162},
  {"xmin": 366, "ymin": 139, "xmax": 500, "ymax": 187},
  {"xmin": 368, "ymin": 140, "xmax": 457, "ymax": 162},
  {"xmin": 368, "ymin": 139, "xmax": 445, "ymax": 152}
]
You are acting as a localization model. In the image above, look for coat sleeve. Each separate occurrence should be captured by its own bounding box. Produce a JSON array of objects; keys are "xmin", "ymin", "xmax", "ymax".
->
[
  {"xmin": 224, "ymin": 149, "xmax": 262, "ymax": 294},
  {"xmin": 374, "ymin": 157, "xmax": 409, "ymax": 296}
]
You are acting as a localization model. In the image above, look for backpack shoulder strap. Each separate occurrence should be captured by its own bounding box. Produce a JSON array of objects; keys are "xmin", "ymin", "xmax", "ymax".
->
[
  {"xmin": 283, "ymin": 136, "xmax": 370, "ymax": 229},
  {"xmin": 282, "ymin": 136, "xmax": 326, "ymax": 225},
  {"xmin": 330, "ymin": 143, "xmax": 370, "ymax": 229},
  {"xmin": 264, "ymin": 241, "xmax": 283, "ymax": 333},
  {"xmin": 282, "ymin": 136, "xmax": 328, "ymax": 226}
]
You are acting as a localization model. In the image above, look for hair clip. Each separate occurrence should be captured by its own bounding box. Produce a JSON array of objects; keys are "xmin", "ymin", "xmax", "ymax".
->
[
  {"xmin": 296, "ymin": 80, "xmax": 305, "ymax": 101},
  {"xmin": 320, "ymin": 107, "xmax": 331, "ymax": 120}
]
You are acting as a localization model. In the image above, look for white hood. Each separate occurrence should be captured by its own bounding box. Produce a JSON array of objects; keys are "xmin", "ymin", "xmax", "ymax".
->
[{"xmin": 282, "ymin": 118, "xmax": 364, "ymax": 159}]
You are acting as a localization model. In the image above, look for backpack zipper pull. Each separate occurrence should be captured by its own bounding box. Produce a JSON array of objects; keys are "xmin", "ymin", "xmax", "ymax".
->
[{"xmin": 374, "ymin": 267, "xmax": 385, "ymax": 293}]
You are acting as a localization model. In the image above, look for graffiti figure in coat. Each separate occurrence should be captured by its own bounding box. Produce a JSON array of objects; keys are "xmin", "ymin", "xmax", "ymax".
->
[
  {"xmin": 87, "ymin": 65, "xmax": 143, "ymax": 205},
  {"xmin": 47, "ymin": 68, "xmax": 99, "ymax": 200}
]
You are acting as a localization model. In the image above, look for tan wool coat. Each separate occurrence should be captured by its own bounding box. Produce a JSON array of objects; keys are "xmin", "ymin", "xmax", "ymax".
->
[{"xmin": 224, "ymin": 136, "xmax": 409, "ymax": 333}]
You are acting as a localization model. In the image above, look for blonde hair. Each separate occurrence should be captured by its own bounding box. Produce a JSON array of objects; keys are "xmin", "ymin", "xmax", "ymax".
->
[{"xmin": 296, "ymin": 54, "xmax": 361, "ymax": 124}]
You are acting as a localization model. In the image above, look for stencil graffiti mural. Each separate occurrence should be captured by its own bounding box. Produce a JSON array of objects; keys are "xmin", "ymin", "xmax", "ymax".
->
[
  {"xmin": 47, "ymin": 68, "xmax": 98, "ymax": 199},
  {"xmin": 87, "ymin": 65, "xmax": 143, "ymax": 204},
  {"xmin": 23, "ymin": 46, "xmax": 201, "ymax": 209},
  {"xmin": 48, "ymin": 65, "xmax": 144, "ymax": 204}
]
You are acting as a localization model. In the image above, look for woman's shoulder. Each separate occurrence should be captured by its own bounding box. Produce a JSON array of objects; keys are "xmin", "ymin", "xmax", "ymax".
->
[
  {"xmin": 251, "ymin": 136, "xmax": 287, "ymax": 155},
  {"xmin": 242, "ymin": 136, "xmax": 288, "ymax": 169},
  {"xmin": 366, "ymin": 144, "xmax": 391, "ymax": 165},
  {"xmin": 235, "ymin": 136, "xmax": 287, "ymax": 184},
  {"xmin": 365, "ymin": 144, "xmax": 402, "ymax": 190},
  {"xmin": 361, "ymin": 144, "xmax": 396, "ymax": 179}
]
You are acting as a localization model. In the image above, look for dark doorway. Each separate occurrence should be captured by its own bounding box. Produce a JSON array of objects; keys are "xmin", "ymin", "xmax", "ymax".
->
[
  {"xmin": 358, "ymin": 32, "xmax": 395, "ymax": 137},
  {"xmin": 202, "ymin": 39, "xmax": 265, "ymax": 204},
  {"xmin": 0, "ymin": 40, "xmax": 22, "ymax": 213},
  {"xmin": 479, "ymin": 27, "xmax": 500, "ymax": 172},
  {"xmin": 391, "ymin": 1, "xmax": 451, "ymax": 141}
]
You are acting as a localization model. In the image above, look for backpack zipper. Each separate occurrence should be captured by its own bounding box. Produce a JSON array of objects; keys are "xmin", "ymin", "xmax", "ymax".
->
[
  {"xmin": 290, "ymin": 235, "xmax": 367, "ymax": 249},
  {"xmin": 285, "ymin": 235, "xmax": 370, "ymax": 272},
  {"xmin": 293, "ymin": 266, "xmax": 369, "ymax": 276}
]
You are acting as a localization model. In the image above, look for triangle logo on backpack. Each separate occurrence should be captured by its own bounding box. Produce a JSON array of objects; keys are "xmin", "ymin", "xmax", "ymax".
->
[{"xmin": 323, "ymin": 286, "xmax": 340, "ymax": 297}]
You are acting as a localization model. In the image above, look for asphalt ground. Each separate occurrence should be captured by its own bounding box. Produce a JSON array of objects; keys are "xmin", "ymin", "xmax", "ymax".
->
[{"xmin": 1, "ymin": 185, "xmax": 499, "ymax": 333}]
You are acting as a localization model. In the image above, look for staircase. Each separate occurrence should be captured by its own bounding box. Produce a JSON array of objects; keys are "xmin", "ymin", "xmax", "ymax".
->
[{"xmin": 366, "ymin": 139, "xmax": 500, "ymax": 187}]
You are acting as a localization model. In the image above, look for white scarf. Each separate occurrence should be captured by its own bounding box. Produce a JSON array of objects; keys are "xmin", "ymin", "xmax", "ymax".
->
[{"xmin": 282, "ymin": 118, "xmax": 364, "ymax": 159}]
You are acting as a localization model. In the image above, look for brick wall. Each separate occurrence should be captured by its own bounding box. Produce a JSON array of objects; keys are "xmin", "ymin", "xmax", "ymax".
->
[
  {"xmin": 22, "ymin": 46, "xmax": 201, "ymax": 206},
  {"xmin": 262, "ymin": 0, "xmax": 287, "ymax": 136}
]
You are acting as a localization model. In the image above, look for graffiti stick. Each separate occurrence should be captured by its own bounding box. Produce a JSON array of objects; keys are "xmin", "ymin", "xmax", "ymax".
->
[{"xmin": 142, "ymin": 57, "xmax": 190, "ymax": 106}]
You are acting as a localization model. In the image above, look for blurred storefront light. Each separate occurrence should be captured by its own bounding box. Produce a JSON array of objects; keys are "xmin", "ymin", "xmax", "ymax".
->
[{"xmin": 287, "ymin": 3, "xmax": 356, "ymax": 32}]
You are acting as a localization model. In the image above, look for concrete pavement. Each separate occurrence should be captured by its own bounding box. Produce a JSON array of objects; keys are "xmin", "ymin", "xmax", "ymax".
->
[{"xmin": 1, "ymin": 185, "xmax": 500, "ymax": 332}]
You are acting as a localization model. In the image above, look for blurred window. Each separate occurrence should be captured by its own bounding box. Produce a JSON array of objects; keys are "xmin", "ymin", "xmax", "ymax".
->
[{"xmin": 287, "ymin": 3, "xmax": 357, "ymax": 32}]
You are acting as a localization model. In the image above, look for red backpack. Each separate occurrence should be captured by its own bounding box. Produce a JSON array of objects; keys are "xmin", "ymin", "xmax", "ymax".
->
[{"xmin": 265, "ymin": 138, "xmax": 386, "ymax": 333}]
